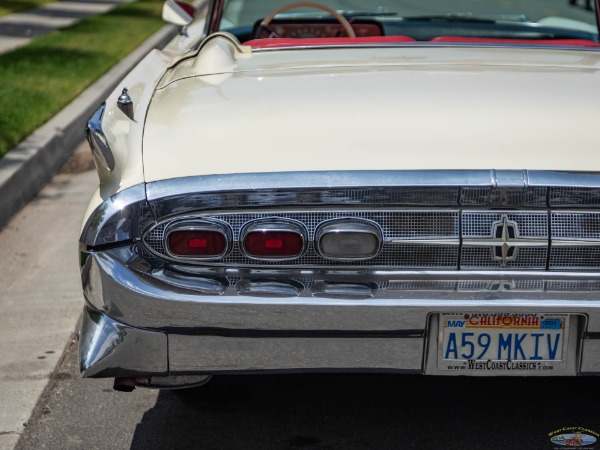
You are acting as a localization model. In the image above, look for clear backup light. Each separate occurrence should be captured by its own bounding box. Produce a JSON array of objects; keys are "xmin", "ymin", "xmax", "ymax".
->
[
  {"xmin": 165, "ymin": 221, "xmax": 230, "ymax": 259},
  {"xmin": 242, "ymin": 220, "xmax": 306, "ymax": 259},
  {"xmin": 316, "ymin": 220, "xmax": 383, "ymax": 260}
]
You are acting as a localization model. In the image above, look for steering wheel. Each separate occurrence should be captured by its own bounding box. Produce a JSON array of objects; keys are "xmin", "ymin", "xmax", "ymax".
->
[{"xmin": 257, "ymin": 2, "xmax": 356, "ymax": 38}]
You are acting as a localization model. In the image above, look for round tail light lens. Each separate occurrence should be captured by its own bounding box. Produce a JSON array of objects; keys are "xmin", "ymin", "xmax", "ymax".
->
[
  {"xmin": 242, "ymin": 221, "xmax": 306, "ymax": 259},
  {"xmin": 166, "ymin": 223, "xmax": 229, "ymax": 258}
]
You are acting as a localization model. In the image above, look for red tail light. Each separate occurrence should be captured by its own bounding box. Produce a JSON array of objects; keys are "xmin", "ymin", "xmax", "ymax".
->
[
  {"xmin": 245, "ymin": 231, "xmax": 303, "ymax": 257},
  {"xmin": 167, "ymin": 229, "xmax": 227, "ymax": 257},
  {"xmin": 242, "ymin": 221, "xmax": 306, "ymax": 259}
]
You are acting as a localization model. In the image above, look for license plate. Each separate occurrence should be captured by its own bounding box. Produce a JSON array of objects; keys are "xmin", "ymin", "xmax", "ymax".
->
[{"xmin": 438, "ymin": 313, "xmax": 570, "ymax": 373}]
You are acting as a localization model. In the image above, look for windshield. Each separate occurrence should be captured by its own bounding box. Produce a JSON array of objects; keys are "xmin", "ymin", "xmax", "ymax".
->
[{"xmin": 219, "ymin": 0, "xmax": 598, "ymax": 41}]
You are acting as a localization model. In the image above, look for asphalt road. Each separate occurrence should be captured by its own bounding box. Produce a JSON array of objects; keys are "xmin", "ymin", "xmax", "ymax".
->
[{"xmin": 14, "ymin": 341, "xmax": 600, "ymax": 449}]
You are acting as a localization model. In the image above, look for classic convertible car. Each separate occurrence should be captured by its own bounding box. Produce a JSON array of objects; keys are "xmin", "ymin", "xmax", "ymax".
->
[{"xmin": 80, "ymin": 0, "xmax": 600, "ymax": 391}]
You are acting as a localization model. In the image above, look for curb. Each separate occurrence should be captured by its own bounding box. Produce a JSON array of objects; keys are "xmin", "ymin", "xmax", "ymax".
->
[{"xmin": 0, "ymin": 23, "xmax": 179, "ymax": 231}]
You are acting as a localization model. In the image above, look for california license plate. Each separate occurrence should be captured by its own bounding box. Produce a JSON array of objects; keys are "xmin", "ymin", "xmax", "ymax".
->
[{"xmin": 438, "ymin": 313, "xmax": 569, "ymax": 373}]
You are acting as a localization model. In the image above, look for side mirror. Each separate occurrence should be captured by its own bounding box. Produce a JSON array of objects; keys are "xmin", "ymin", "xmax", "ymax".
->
[{"xmin": 162, "ymin": 0, "xmax": 196, "ymax": 27}]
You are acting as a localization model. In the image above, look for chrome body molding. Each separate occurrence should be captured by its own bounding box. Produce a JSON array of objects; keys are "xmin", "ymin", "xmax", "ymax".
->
[
  {"xmin": 85, "ymin": 103, "xmax": 116, "ymax": 172},
  {"xmin": 251, "ymin": 42, "xmax": 600, "ymax": 53},
  {"xmin": 146, "ymin": 170, "xmax": 600, "ymax": 215}
]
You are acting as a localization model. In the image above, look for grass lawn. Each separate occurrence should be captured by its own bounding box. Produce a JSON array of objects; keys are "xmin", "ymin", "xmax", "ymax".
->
[
  {"xmin": 0, "ymin": 0, "xmax": 61, "ymax": 17},
  {"xmin": 0, "ymin": 0, "xmax": 165, "ymax": 158}
]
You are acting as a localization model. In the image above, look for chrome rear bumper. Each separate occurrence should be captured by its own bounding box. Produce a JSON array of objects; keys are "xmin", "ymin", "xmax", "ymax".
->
[{"xmin": 79, "ymin": 246, "xmax": 600, "ymax": 378}]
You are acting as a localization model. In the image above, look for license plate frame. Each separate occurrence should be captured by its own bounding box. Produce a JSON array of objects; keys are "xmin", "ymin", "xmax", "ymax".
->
[{"xmin": 436, "ymin": 313, "xmax": 571, "ymax": 374}]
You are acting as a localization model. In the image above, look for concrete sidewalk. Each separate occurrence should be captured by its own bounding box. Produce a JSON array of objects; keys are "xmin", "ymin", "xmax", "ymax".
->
[
  {"xmin": 0, "ymin": 1, "xmax": 203, "ymax": 446},
  {"xmin": 0, "ymin": 143, "xmax": 98, "ymax": 450},
  {"xmin": 0, "ymin": 0, "xmax": 134, "ymax": 54}
]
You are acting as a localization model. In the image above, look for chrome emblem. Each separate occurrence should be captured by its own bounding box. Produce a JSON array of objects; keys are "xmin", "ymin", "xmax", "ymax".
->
[
  {"xmin": 491, "ymin": 215, "xmax": 519, "ymax": 266},
  {"xmin": 462, "ymin": 214, "xmax": 547, "ymax": 266}
]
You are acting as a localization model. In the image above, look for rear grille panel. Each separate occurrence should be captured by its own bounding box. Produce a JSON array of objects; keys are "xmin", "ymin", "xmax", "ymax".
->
[
  {"xmin": 549, "ymin": 188, "xmax": 600, "ymax": 207},
  {"xmin": 550, "ymin": 247, "xmax": 600, "ymax": 269},
  {"xmin": 552, "ymin": 212, "xmax": 600, "ymax": 240},
  {"xmin": 142, "ymin": 209, "xmax": 600, "ymax": 271},
  {"xmin": 460, "ymin": 247, "xmax": 548, "ymax": 270},
  {"xmin": 463, "ymin": 212, "xmax": 548, "ymax": 238}
]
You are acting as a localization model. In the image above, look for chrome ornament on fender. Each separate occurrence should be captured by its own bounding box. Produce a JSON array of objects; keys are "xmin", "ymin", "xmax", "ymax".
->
[{"xmin": 117, "ymin": 88, "xmax": 134, "ymax": 120}]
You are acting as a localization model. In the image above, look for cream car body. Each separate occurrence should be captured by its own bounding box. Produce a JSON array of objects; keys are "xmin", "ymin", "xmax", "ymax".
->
[{"xmin": 80, "ymin": 0, "xmax": 600, "ymax": 390}]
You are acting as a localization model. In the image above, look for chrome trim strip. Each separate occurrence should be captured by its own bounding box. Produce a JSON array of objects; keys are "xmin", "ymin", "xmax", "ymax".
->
[
  {"xmin": 146, "ymin": 170, "xmax": 600, "ymax": 194},
  {"xmin": 391, "ymin": 239, "xmax": 460, "ymax": 245},
  {"xmin": 250, "ymin": 43, "xmax": 600, "ymax": 53},
  {"xmin": 552, "ymin": 240, "xmax": 600, "ymax": 247},
  {"xmin": 528, "ymin": 171, "xmax": 600, "ymax": 188},
  {"xmin": 463, "ymin": 239, "xmax": 548, "ymax": 247},
  {"xmin": 146, "ymin": 171, "xmax": 495, "ymax": 199},
  {"xmin": 493, "ymin": 169, "xmax": 527, "ymax": 188},
  {"xmin": 146, "ymin": 171, "xmax": 600, "ymax": 216},
  {"xmin": 85, "ymin": 103, "xmax": 115, "ymax": 172}
]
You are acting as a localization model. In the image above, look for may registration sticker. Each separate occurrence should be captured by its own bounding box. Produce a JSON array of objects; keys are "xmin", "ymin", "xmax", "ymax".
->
[{"xmin": 438, "ymin": 313, "xmax": 570, "ymax": 373}]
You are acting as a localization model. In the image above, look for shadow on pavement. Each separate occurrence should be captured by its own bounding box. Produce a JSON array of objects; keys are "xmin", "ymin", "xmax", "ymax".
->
[{"xmin": 130, "ymin": 373, "xmax": 600, "ymax": 449}]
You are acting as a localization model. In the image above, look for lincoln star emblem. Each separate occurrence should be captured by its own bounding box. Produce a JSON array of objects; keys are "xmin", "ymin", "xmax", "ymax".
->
[
  {"xmin": 463, "ymin": 214, "xmax": 547, "ymax": 266},
  {"xmin": 491, "ymin": 215, "xmax": 519, "ymax": 265}
]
